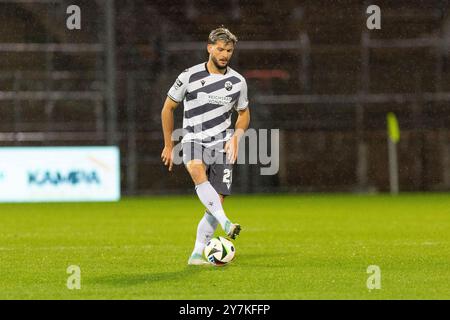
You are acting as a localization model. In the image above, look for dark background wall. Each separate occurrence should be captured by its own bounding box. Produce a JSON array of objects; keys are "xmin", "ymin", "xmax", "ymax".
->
[{"xmin": 0, "ymin": 0, "xmax": 449, "ymax": 194}]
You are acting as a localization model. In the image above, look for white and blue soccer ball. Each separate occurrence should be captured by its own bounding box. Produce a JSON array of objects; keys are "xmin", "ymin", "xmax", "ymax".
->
[{"xmin": 204, "ymin": 236, "xmax": 235, "ymax": 266}]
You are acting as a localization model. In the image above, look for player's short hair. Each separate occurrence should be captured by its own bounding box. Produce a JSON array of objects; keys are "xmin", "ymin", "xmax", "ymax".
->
[{"xmin": 208, "ymin": 27, "xmax": 238, "ymax": 46}]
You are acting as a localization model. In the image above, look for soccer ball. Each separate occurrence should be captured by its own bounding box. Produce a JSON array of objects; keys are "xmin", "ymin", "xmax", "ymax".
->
[{"xmin": 204, "ymin": 236, "xmax": 235, "ymax": 266}]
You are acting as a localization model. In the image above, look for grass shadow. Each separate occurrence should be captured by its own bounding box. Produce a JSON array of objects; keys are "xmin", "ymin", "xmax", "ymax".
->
[
  {"xmin": 90, "ymin": 266, "xmax": 208, "ymax": 287},
  {"xmin": 89, "ymin": 253, "xmax": 293, "ymax": 287}
]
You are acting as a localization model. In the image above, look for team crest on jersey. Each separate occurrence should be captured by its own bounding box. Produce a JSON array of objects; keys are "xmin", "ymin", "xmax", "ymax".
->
[{"xmin": 224, "ymin": 81, "xmax": 233, "ymax": 91}]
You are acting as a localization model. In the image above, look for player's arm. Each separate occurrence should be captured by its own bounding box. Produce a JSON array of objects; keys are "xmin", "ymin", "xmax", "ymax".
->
[
  {"xmin": 234, "ymin": 107, "xmax": 250, "ymax": 140},
  {"xmin": 225, "ymin": 107, "xmax": 250, "ymax": 164},
  {"xmin": 161, "ymin": 71, "xmax": 188, "ymax": 171},
  {"xmin": 161, "ymin": 97, "xmax": 179, "ymax": 171},
  {"xmin": 225, "ymin": 78, "xmax": 250, "ymax": 164}
]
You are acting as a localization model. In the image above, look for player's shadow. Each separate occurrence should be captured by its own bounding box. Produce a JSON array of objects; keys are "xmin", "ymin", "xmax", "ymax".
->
[{"xmin": 91, "ymin": 266, "xmax": 207, "ymax": 287}]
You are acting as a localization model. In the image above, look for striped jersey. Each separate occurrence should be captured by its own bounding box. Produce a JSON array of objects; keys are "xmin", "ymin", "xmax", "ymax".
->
[{"xmin": 167, "ymin": 62, "xmax": 249, "ymax": 148}]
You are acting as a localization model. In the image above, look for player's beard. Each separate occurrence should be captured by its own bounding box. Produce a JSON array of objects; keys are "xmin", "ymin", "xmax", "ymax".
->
[{"xmin": 211, "ymin": 56, "xmax": 228, "ymax": 70}]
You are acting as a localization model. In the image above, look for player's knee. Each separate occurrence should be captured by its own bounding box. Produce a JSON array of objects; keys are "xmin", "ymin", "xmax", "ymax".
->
[{"xmin": 186, "ymin": 162, "xmax": 206, "ymax": 183}]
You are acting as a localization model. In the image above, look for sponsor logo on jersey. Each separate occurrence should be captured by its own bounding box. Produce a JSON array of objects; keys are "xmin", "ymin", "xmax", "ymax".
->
[
  {"xmin": 206, "ymin": 95, "xmax": 233, "ymax": 105},
  {"xmin": 174, "ymin": 78, "xmax": 183, "ymax": 90}
]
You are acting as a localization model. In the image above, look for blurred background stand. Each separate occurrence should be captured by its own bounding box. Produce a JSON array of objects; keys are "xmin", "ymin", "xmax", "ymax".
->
[{"xmin": 0, "ymin": 0, "xmax": 449, "ymax": 195}]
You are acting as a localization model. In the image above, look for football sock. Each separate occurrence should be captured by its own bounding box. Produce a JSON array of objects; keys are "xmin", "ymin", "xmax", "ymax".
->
[
  {"xmin": 192, "ymin": 211, "xmax": 218, "ymax": 256},
  {"xmin": 195, "ymin": 181, "xmax": 230, "ymax": 231}
]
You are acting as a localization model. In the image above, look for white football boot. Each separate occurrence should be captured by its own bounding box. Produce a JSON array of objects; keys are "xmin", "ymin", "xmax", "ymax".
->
[
  {"xmin": 225, "ymin": 221, "xmax": 241, "ymax": 240},
  {"xmin": 187, "ymin": 253, "xmax": 209, "ymax": 266}
]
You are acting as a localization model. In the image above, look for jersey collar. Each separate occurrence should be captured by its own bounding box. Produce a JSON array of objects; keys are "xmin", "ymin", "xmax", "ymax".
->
[{"xmin": 205, "ymin": 62, "xmax": 228, "ymax": 75}]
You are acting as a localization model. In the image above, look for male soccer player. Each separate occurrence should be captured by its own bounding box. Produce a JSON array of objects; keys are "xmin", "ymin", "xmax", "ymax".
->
[{"xmin": 160, "ymin": 27, "xmax": 250, "ymax": 265}]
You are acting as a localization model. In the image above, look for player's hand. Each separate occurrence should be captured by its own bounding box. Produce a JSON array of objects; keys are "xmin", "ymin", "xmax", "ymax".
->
[
  {"xmin": 224, "ymin": 135, "xmax": 239, "ymax": 164},
  {"xmin": 161, "ymin": 145, "xmax": 174, "ymax": 171}
]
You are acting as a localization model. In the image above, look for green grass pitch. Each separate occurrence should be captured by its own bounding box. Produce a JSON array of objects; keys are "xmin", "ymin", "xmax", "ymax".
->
[{"xmin": 0, "ymin": 193, "xmax": 449, "ymax": 299}]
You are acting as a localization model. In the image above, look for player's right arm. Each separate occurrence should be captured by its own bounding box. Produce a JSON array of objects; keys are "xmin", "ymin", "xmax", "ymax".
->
[
  {"xmin": 161, "ymin": 71, "xmax": 189, "ymax": 172},
  {"xmin": 161, "ymin": 97, "xmax": 179, "ymax": 172}
]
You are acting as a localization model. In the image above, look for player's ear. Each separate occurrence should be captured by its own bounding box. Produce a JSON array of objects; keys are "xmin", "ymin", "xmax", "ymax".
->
[{"xmin": 207, "ymin": 44, "xmax": 213, "ymax": 54}]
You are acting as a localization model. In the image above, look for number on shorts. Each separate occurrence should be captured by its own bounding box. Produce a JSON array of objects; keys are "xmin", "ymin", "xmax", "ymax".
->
[{"xmin": 223, "ymin": 169, "xmax": 232, "ymax": 184}]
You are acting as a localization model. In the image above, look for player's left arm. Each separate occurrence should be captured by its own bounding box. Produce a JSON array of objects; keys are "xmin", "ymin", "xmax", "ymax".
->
[
  {"xmin": 225, "ymin": 107, "xmax": 250, "ymax": 164},
  {"xmin": 225, "ymin": 78, "xmax": 250, "ymax": 163}
]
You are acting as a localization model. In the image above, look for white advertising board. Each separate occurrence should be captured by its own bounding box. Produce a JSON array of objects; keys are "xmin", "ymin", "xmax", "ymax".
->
[{"xmin": 0, "ymin": 147, "xmax": 120, "ymax": 202}]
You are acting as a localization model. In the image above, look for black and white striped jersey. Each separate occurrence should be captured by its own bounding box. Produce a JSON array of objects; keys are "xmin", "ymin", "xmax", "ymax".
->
[{"xmin": 167, "ymin": 62, "xmax": 249, "ymax": 148}]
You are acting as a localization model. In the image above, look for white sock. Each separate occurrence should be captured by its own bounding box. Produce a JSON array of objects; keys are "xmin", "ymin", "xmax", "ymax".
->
[
  {"xmin": 195, "ymin": 181, "xmax": 230, "ymax": 231},
  {"xmin": 192, "ymin": 211, "xmax": 218, "ymax": 256}
]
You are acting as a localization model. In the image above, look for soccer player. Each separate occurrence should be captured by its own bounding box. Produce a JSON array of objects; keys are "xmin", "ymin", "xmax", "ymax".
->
[{"xmin": 160, "ymin": 27, "xmax": 250, "ymax": 265}]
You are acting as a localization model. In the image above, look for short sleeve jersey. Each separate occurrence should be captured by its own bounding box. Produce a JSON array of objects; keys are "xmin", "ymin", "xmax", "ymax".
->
[{"xmin": 167, "ymin": 62, "xmax": 249, "ymax": 147}]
